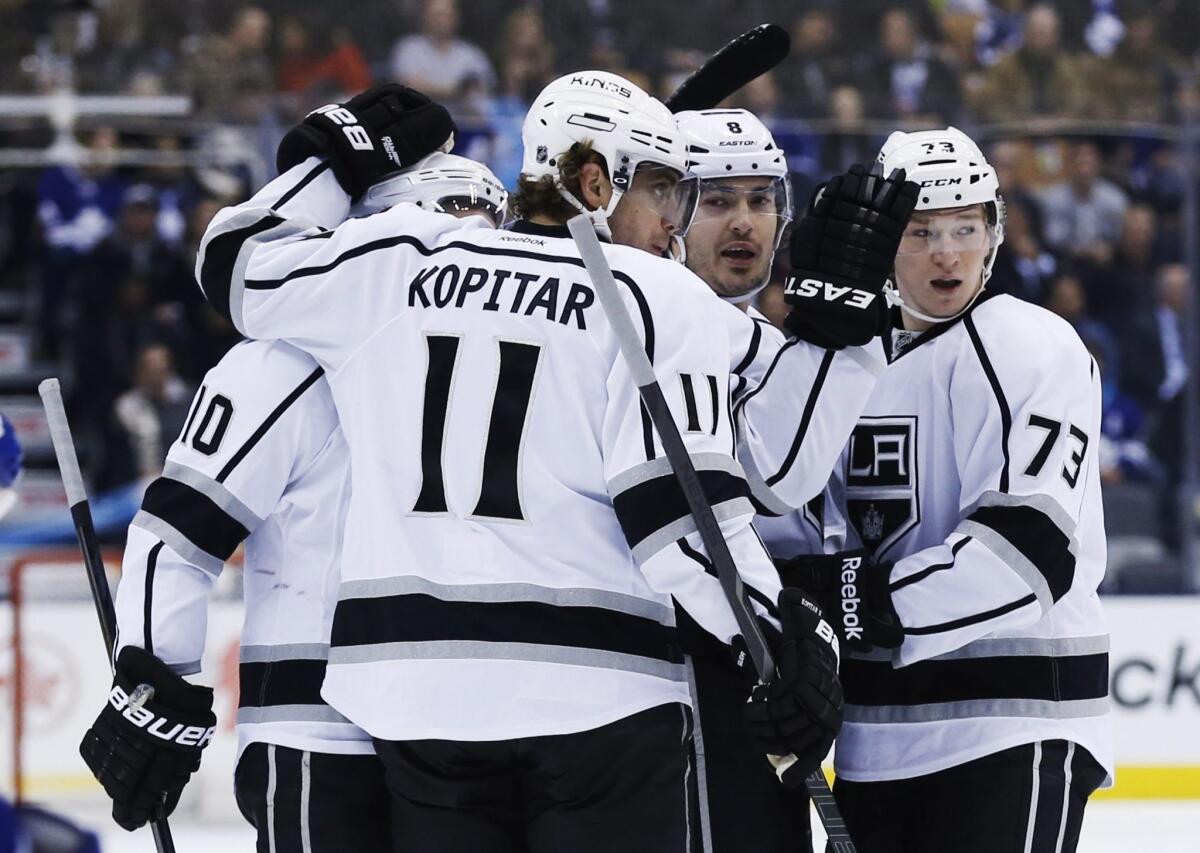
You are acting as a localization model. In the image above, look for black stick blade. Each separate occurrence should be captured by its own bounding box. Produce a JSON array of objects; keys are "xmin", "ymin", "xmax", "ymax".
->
[{"xmin": 665, "ymin": 23, "xmax": 791, "ymax": 113}]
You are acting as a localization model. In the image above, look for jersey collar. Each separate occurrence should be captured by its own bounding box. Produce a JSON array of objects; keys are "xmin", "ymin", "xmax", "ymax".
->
[
  {"xmin": 885, "ymin": 289, "xmax": 1001, "ymax": 362},
  {"xmin": 507, "ymin": 219, "xmax": 573, "ymax": 239}
]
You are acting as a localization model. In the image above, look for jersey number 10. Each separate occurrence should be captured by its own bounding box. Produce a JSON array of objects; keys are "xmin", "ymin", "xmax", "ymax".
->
[{"xmin": 412, "ymin": 334, "xmax": 542, "ymax": 521}]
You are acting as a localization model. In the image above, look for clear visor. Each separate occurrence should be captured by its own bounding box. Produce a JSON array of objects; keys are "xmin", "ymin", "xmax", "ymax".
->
[
  {"xmin": 618, "ymin": 162, "xmax": 699, "ymax": 236},
  {"xmin": 897, "ymin": 210, "xmax": 995, "ymax": 256},
  {"xmin": 692, "ymin": 176, "xmax": 792, "ymax": 225},
  {"xmin": 434, "ymin": 194, "xmax": 505, "ymax": 226}
]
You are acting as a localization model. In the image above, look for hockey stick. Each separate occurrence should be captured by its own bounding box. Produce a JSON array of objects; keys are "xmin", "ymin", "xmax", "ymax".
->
[
  {"xmin": 39, "ymin": 379, "xmax": 177, "ymax": 853},
  {"xmin": 567, "ymin": 217, "xmax": 856, "ymax": 852},
  {"xmin": 664, "ymin": 23, "xmax": 790, "ymax": 112}
]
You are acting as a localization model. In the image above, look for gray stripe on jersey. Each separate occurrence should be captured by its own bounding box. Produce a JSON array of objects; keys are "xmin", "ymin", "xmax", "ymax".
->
[
  {"xmin": 167, "ymin": 659, "xmax": 203, "ymax": 676},
  {"xmin": 607, "ymin": 452, "xmax": 746, "ymax": 496},
  {"xmin": 162, "ymin": 461, "xmax": 264, "ymax": 531},
  {"xmin": 845, "ymin": 696, "xmax": 1109, "ymax": 724},
  {"xmin": 928, "ymin": 635, "xmax": 1110, "ymax": 661},
  {"xmin": 631, "ymin": 497, "xmax": 756, "ymax": 564},
  {"xmin": 240, "ymin": 643, "xmax": 331, "ymax": 663},
  {"xmin": 846, "ymin": 634, "xmax": 1110, "ymax": 665},
  {"xmin": 237, "ymin": 704, "xmax": 353, "ymax": 725},
  {"xmin": 957, "ymin": 520, "xmax": 1054, "ymax": 613},
  {"xmin": 965, "ymin": 490, "xmax": 1079, "ymax": 538},
  {"xmin": 329, "ymin": 640, "xmax": 689, "ymax": 682},
  {"xmin": 338, "ymin": 576, "xmax": 677, "ymax": 626},
  {"xmin": 132, "ymin": 510, "xmax": 224, "ymax": 576}
]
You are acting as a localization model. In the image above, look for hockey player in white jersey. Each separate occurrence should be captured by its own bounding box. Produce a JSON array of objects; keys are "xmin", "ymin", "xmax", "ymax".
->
[
  {"xmin": 672, "ymin": 109, "xmax": 920, "ymax": 853},
  {"xmin": 193, "ymin": 79, "xmax": 842, "ymax": 852},
  {"xmin": 78, "ymin": 153, "xmax": 507, "ymax": 848},
  {"xmin": 775, "ymin": 128, "xmax": 1112, "ymax": 853}
]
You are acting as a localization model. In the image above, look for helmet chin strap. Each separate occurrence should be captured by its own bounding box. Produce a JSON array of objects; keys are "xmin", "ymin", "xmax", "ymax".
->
[
  {"xmin": 724, "ymin": 280, "xmax": 770, "ymax": 304},
  {"xmin": 887, "ymin": 278, "xmax": 987, "ymax": 326}
]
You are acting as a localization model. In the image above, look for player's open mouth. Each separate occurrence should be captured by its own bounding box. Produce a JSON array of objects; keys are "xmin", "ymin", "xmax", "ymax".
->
[
  {"xmin": 930, "ymin": 278, "xmax": 961, "ymax": 291},
  {"xmin": 721, "ymin": 243, "xmax": 759, "ymax": 268}
]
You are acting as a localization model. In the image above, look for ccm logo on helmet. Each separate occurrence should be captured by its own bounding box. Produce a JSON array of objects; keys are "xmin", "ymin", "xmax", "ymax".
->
[
  {"xmin": 785, "ymin": 277, "xmax": 877, "ymax": 309},
  {"xmin": 107, "ymin": 685, "xmax": 215, "ymax": 748},
  {"xmin": 310, "ymin": 104, "xmax": 375, "ymax": 153},
  {"xmin": 568, "ymin": 75, "xmax": 632, "ymax": 98},
  {"xmin": 920, "ymin": 177, "xmax": 962, "ymax": 187},
  {"xmin": 839, "ymin": 555, "xmax": 865, "ymax": 642}
]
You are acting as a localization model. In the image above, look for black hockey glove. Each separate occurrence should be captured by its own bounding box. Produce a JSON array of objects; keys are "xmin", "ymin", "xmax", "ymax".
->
[
  {"xmin": 79, "ymin": 646, "xmax": 216, "ymax": 831},
  {"xmin": 777, "ymin": 548, "xmax": 904, "ymax": 653},
  {"xmin": 276, "ymin": 83, "xmax": 457, "ymax": 201},
  {"xmin": 743, "ymin": 590, "xmax": 843, "ymax": 788},
  {"xmin": 783, "ymin": 164, "xmax": 919, "ymax": 349}
]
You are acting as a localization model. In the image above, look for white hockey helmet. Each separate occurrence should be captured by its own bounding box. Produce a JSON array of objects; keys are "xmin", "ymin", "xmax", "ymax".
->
[
  {"xmin": 877, "ymin": 126, "xmax": 1006, "ymax": 322},
  {"xmin": 520, "ymin": 70, "xmax": 697, "ymax": 238},
  {"xmin": 677, "ymin": 109, "xmax": 793, "ymax": 300},
  {"xmin": 354, "ymin": 152, "xmax": 508, "ymax": 225}
]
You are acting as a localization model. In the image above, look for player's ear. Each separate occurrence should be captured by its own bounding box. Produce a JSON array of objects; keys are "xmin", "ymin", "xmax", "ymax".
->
[{"xmin": 578, "ymin": 162, "xmax": 612, "ymax": 211}]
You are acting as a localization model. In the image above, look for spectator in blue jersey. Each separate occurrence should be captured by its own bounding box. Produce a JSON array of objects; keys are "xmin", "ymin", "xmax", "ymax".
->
[{"xmin": 35, "ymin": 125, "xmax": 128, "ymax": 360}]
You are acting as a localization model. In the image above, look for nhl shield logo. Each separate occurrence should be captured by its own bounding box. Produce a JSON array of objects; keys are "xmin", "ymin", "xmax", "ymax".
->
[
  {"xmin": 536, "ymin": 145, "xmax": 549, "ymax": 164},
  {"xmin": 845, "ymin": 416, "xmax": 919, "ymax": 559}
]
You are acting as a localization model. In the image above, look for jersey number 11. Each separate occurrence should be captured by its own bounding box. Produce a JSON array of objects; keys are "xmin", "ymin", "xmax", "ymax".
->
[{"xmin": 412, "ymin": 334, "xmax": 542, "ymax": 521}]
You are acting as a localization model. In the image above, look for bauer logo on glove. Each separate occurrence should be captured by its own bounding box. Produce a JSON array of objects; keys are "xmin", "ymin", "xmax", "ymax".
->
[{"xmin": 106, "ymin": 683, "xmax": 216, "ymax": 748}]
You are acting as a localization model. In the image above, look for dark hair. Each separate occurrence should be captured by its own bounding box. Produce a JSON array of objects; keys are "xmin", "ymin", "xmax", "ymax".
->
[{"xmin": 510, "ymin": 141, "xmax": 607, "ymax": 222}]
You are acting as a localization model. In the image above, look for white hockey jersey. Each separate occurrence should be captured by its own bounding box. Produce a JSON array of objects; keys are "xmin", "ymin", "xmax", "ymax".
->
[
  {"xmin": 114, "ymin": 339, "xmax": 369, "ymax": 759},
  {"xmin": 773, "ymin": 292, "xmax": 1113, "ymax": 783},
  {"xmin": 195, "ymin": 158, "xmax": 785, "ymax": 742}
]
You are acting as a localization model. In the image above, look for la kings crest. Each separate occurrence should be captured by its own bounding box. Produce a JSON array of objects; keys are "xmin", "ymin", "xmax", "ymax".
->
[{"xmin": 845, "ymin": 416, "xmax": 918, "ymax": 559}]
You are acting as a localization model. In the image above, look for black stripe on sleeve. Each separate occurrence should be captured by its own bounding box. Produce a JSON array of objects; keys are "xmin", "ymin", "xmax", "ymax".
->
[
  {"xmin": 764, "ymin": 348, "xmax": 835, "ymax": 487},
  {"xmin": 240, "ymin": 659, "xmax": 329, "ymax": 709},
  {"xmin": 199, "ymin": 215, "xmax": 285, "ymax": 321},
  {"xmin": 331, "ymin": 594, "xmax": 683, "ymax": 664},
  {"xmin": 964, "ymin": 315, "xmax": 1012, "ymax": 493},
  {"xmin": 143, "ymin": 541, "xmax": 164, "ymax": 653},
  {"xmin": 216, "ymin": 367, "xmax": 324, "ymax": 482},
  {"xmin": 903, "ymin": 593, "xmax": 1036, "ymax": 636},
  {"xmin": 889, "ymin": 536, "xmax": 972, "ymax": 593},
  {"xmin": 842, "ymin": 652, "xmax": 1109, "ymax": 707},
  {"xmin": 275, "ymin": 161, "xmax": 330, "ymax": 209},
  {"xmin": 732, "ymin": 320, "xmax": 762, "ymax": 376},
  {"xmin": 140, "ymin": 478, "xmax": 250, "ymax": 562},
  {"xmin": 612, "ymin": 469, "xmax": 752, "ymax": 552},
  {"xmin": 968, "ymin": 504, "xmax": 1076, "ymax": 602}
]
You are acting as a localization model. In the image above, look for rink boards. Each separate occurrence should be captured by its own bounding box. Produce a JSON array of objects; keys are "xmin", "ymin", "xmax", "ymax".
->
[{"xmin": 2, "ymin": 592, "xmax": 1199, "ymax": 813}]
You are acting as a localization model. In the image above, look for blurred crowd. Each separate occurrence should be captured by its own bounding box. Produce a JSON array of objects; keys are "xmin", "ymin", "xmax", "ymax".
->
[{"xmin": 0, "ymin": 0, "xmax": 1195, "ymax": 523}]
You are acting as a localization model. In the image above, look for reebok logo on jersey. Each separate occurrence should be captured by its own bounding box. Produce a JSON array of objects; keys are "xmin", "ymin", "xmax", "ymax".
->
[
  {"xmin": 108, "ymin": 685, "xmax": 215, "ymax": 748},
  {"xmin": 785, "ymin": 277, "xmax": 877, "ymax": 310},
  {"xmin": 839, "ymin": 555, "xmax": 865, "ymax": 642},
  {"xmin": 499, "ymin": 235, "xmax": 547, "ymax": 247}
]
